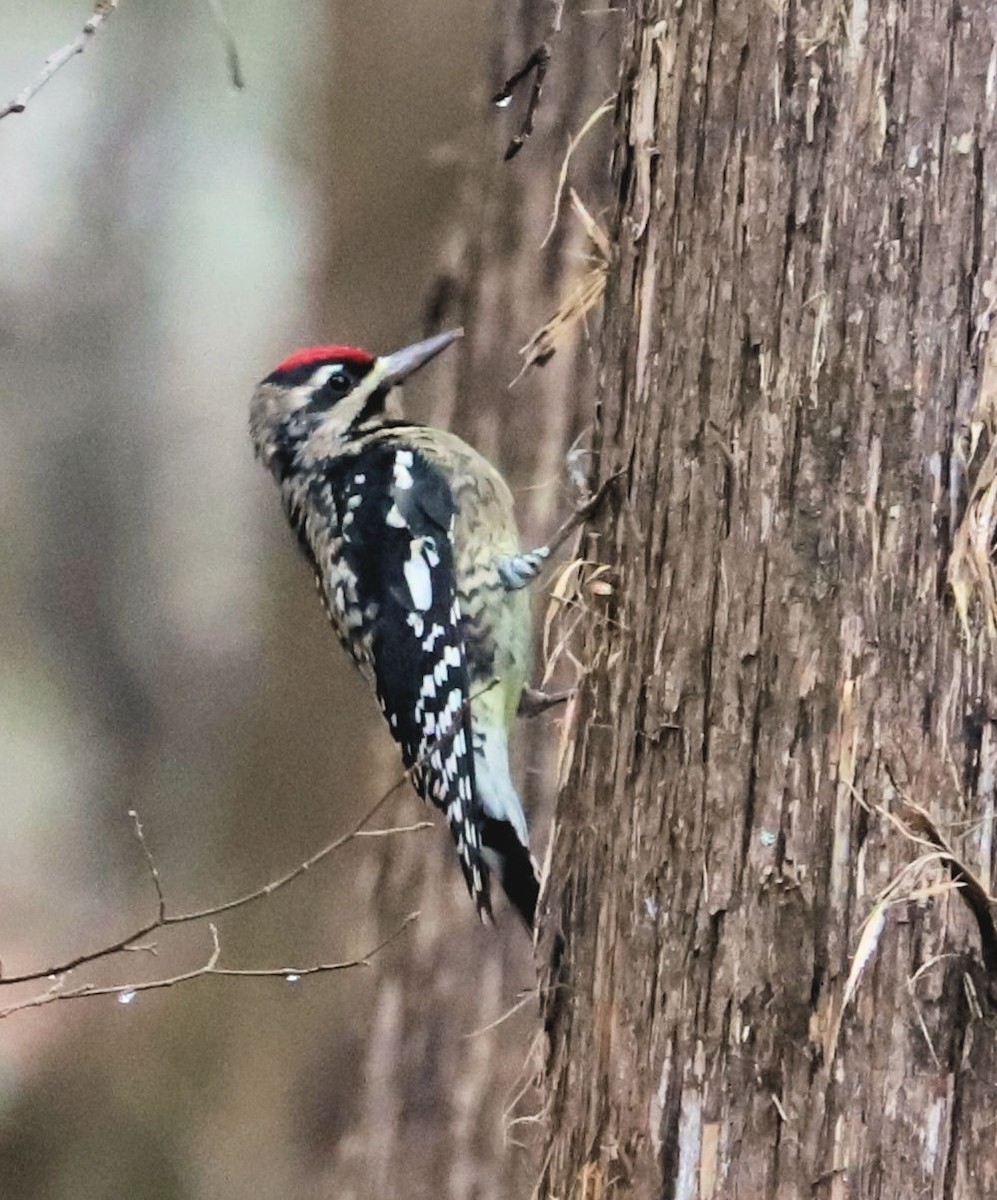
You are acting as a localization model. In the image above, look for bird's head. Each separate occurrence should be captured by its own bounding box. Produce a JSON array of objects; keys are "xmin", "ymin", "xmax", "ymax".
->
[{"xmin": 249, "ymin": 328, "xmax": 462, "ymax": 476}]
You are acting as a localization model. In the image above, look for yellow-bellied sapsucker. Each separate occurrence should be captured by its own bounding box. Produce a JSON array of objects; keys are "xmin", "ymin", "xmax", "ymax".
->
[{"xmin": 249, "ymin": 329, "xmax": 548, "ymax": 927}]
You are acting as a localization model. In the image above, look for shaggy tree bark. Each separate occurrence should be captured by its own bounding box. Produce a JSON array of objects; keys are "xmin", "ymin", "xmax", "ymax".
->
[{"xmin": 540, "ymin": 2, "xmax": 997, "ymax": 1198}]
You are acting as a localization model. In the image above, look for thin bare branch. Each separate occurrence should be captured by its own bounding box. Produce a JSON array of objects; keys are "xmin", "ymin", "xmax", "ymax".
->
[
  {"xmin": 493, "ymin": 43, "xmax": 552, "ymax": 160},
  {"xmin": 0, "ymin": 915, "xmax": 419, "ymax": 1020},
  {"xmin": 492, "ymin": 0, "xmax": 567, "ymax": 158},
  {"xmin": 1, "ymin": 682, "xmax": 496, "ymax": 989},
  {"xmin": 464, "ymin": 989, "xmax": 536, "ymax": 1038},
  {"xmin": 210, "ymin": 912, "xmax": 418, "ymax": 979},
  {"xmin": 354, "ymin": 822, "xmax": 433, "ymax": 838},
  {"xmin": 0, "ymin": 777, "xmax": 414, "ymax": 986},
  {"xmin": 542, "ymin": 469, "xmax": 626, "ymax": 561},
  {"xmin": 0, "ymin": 2, "xmax": 121, "ymax": 122},
  {"xmin": 128, "ymin": 805, "xmax": 165, "ymax": 921},
  {"xmin": 166, "ymin": 777, "xmax": 412, "ymax": 926}
]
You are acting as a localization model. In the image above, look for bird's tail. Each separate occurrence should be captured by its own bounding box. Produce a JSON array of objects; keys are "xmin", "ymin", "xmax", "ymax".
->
[
  {"xmin": 412, "ymin": 756, "xmax": 493, "ymax": 923},
  {"xmin": 481, "ymin": 817, "xmax": 540, "ymax": 928}
]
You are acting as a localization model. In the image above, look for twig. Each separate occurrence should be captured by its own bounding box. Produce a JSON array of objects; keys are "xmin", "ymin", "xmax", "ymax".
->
[
  {"xmin": 542, "ymin": 469, "xmax": 627, "ymax": 561},
  {"xmin": 0, "ymin": 915, "xmax": 418, "ymax": 1019},
  {"xmin": 211, "ymin": 913, "xmax": 417, "ymax": 978},
  {"xmin": 0, "ymin": 790, "xmax": 416, "ymax": 987},
  {"xmin": 128, "ymin": 805, "xmax": 165, "ymax": 921},
  {"xmin": 492, "ymin": 0, "xmax": 567, "ymax": 159},
  {"xmin": 204, "ymin": 0, "xmax": 245, "ymax": 90},
  {"xmin": 0, "ymin": 2, "xmax": 120, "ymax": 122},
  {"xmin": 464, "ymin": 989, "xmax": 536, "ymax": 1038},
  {"xmin": 165, "ymin": 789, "xmax": 412, "ymax": 926},
  {"xmin": 1, "ymin": 681, "xmax": 496, "ymax": 989},
  {"xmin": 354, "ymin": 822, "xmax": 432, "ymax": 838},
  {"xmin": 493, "ymin": 43, "xmax": 552, "ymax": 160}
]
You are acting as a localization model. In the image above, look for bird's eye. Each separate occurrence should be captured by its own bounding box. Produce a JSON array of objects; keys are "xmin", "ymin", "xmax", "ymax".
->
[
  {"xmin": 307, "ymin": 362, "xmax": 356, "ymax": 411},
  {"xmin": 324, "ymin": 366, "xmax": 351, "ymax": 394}
]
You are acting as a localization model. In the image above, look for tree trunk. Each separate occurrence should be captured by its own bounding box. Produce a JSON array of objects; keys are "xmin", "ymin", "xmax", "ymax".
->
[{"xmin": 540, "ymin": 2, "xmax": 997, "ymax": 1197}]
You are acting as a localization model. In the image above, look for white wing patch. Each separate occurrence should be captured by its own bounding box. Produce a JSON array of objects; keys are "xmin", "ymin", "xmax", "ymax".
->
[
  {"xmin": 393, "ymin": 449, "xmax": 415, "ymax": 490},
  {"xmin": 422, "ymin": 622, "xmax": 445, "ymax": 652},
  {"xmin": 404, "ymin": 543, "xmax": 434, "ymax": 611}
]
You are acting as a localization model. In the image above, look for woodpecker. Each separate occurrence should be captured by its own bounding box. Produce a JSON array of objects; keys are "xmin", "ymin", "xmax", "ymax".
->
[{"xmin": 249, "ymin": 329, "xmax": 547, "ymax": 927}]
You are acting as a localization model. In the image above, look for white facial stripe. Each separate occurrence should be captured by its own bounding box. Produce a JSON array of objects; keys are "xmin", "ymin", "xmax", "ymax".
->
[
  {"xmin": 307, "ymin": 364, "xmax": 339, "ymax": 389},
  {"xmin": 338, "ymin": 358, "xmax": 390, "ymax": 411}
]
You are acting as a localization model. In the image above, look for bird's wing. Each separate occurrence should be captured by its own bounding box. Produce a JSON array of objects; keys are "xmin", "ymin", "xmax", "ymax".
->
[{"xmin": 332, "ymin": 442, "xmax": 490, "ymax": 919}]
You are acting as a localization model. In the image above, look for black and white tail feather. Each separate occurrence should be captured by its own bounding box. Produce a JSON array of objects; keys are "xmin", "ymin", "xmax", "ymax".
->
[{"xmin": 332, "ymin": 443, "xmax": 495, "ymax": 919}]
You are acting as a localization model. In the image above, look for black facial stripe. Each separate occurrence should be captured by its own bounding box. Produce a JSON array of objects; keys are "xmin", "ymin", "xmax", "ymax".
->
[
  {"xmin": 352, "ymin": 386, "xmax": 391, "ymax": 429},
  {"xmin": 305, "ymin": 377, "xmax": 351, "ymax": 412}
]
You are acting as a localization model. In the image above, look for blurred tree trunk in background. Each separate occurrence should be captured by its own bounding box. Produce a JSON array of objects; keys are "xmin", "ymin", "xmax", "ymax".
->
[
  {"xmin": 537, "ymin": 2, "xmax": 997, "ymax": 1197},
  {"xmin": 312, "ymin": 4, "xmax": 616, "ymax": 1198}
]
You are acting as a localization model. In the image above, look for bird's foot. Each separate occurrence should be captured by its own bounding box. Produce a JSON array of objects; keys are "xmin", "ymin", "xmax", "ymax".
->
[
  {"xmin": 496, "ymin": 472, "xmax": 624, "ymax": 594},
  {"xmin": 496, "ymin": 547, "xmax": 551, "ymax": 591}
]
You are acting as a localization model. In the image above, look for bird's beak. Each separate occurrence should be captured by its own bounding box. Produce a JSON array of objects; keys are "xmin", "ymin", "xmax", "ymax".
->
[{"xmin": 375, "ymin": 328, "xmax": 463, "ymax": 389}]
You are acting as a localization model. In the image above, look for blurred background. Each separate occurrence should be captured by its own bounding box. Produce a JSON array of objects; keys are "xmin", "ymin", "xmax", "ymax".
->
[{"xmin": 0, "ymin": 2, "xmax": 613, "ymax": 1196}]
